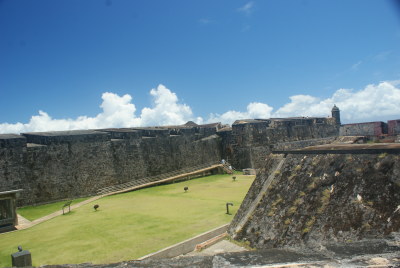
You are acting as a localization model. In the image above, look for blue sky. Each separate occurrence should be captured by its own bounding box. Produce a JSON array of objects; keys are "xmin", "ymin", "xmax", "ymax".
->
[{"xmin": 1, "ymin": 0, "xmax": 400, "ymax": 133}]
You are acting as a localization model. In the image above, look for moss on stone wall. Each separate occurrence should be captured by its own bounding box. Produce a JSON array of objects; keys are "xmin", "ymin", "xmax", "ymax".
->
[{"xmin": 229, "ymin": 152, "xmax": 400, "ymax": 248}]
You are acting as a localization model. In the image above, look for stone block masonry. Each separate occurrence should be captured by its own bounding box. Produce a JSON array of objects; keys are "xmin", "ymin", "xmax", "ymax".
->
[
  {"xmin": 0, "ymin": 108, "xmax": 353, "ymax": 206},
  {"xmin": 0, "ymin": 126, "xmax": 222, "ymax": 206},
  {"xmin": 339, "ymin": 119, "xmax": 400, "ymax": 137},
  {"xmin": 225, "ymin": 117, "xmax": 339, "ymax": 169},
  {"xmin": 339, "ymin": 121, "xmax": 386, "ymax": 136},
  {"xmin": 229, "ymin": 149, "xmax": 400, "ymax": 248},
  {"xmin": 388, "ymin": 119, "xmax": 400, "ymax": 136}
]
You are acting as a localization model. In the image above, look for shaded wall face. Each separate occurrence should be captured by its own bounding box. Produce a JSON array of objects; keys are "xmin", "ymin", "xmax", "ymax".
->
[
  {"xmin": 228, "ymin": 120, "xmax": 339, "ymax": 169},
  {"xmin": 332, "ymin": 111, "xmax": 340, "ymax": 125},
  {"xmin": 23, "ymin": 140, "xmax": 116, "ymax": 205},
  {"xmin": 0, "ymin": 142, "xmax": 26, "ymax": 203},
  {"xmin": 0, "ymin": 132, "xmax": 222, "ymax": 206},
  {"xmin": 0, "ymin": 192, "xmax": 18, "ymax": 230},
  {"xmin": 217, "ymin": 131, "xmax": 234, "ymax": 164},
  {"xmin": 0, "ymin": 199, "xmax": 13, "ymax": 221},
  {"xmin": 388, "ymin": 120, "xmax": 400, "ymax": 136},
  {"xmin": 339, "ymin": 122, "xmax": 386, "ymax": 136},
  {"xmin": 339, "ymin": 120, "xmax": 400, "ymax": 137}
]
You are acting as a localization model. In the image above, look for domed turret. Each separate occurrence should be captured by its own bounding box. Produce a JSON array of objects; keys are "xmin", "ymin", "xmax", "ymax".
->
[{"xmin": 331, "ymin": 105, "xmax": 341, "ymax": 125}]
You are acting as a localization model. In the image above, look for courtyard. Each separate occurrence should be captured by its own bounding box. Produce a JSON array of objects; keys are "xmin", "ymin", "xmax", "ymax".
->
[{"xmin": 0, "ymin": 172, "xmax": 254, "ymax": 266}]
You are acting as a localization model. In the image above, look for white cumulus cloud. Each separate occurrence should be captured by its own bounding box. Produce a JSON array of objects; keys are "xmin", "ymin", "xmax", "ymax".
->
[
  {"xmin": 140, "ymin": 84, "xmax": 200, "ymax": 126},
  {"xmin": 0, "ymin": 84, "xmax": 200, "ymax": 134},
  {"xmin": 207, "ymin": 102, "xmax": 273, "ymax": 124},
  {"xmin": 0, "ymin": 80, "xmax": 400, "ymax": 134},
  {"xmin": 272, "ymin": 81, "xmax": 400, "ymax": 122}
]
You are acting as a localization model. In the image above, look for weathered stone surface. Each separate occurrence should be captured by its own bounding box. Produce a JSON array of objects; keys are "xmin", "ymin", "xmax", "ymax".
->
[
  {"xmin": 340, "ymin": 121, "xmax": 387, "ymax": 136},
  {"xmin": 0, "ymin": 136, "xmax": 27, "ymax": 204},
  {"xmin": 0, "ymin": 127, "xmax": 222, "ymax": 206},
  {"xmin": 229, "ymin": 151, "xmax": 400, "ymax": 248},
  {"xmin": 1, "ymin": 116, "xmax": 342, "ymax": 206},
  {"xmin": 388, "ymin": 119, "xmax": 400, "ymax": 136},
  {"xmin": 273, "ymin": 137, "xmax": 337, "ymax": 151},
  {"xmin": 11, "ymin": 249, "xmax": 32, "ymax": 267},
  {"xmin": 340, "ymin": 119, "xmax": 400, "ymax": 137},
  {"xmin": 0, "ymin": 134, "xmax": 27, "ymax": 148},
  {"xmin": 36, "ymin": 235, "xmax": 400, "ymax": 267},
  {"xmin": 226, "ymin": 118, "xmax": 339, "ymax": 169}
]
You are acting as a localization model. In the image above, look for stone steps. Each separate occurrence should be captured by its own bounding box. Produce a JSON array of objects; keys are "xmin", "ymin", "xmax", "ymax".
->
[{"xmin": 96, "ymin": 162, "xmax": 219, "ymax": 195}]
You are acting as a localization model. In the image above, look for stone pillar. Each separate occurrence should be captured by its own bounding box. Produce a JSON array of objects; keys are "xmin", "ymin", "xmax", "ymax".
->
[{"xmin": 11, "ymin": 249, "xmax": 32, "ymax": 267}]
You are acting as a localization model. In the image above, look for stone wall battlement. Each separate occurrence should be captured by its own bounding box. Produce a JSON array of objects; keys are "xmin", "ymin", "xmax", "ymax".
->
[
  {"xmin": 0, "ymin": 125, "xmax": 219, "ymax": 148},
  {"xmin": 0, "ymin": 134, "xmax": 27, "ymax": 148}
]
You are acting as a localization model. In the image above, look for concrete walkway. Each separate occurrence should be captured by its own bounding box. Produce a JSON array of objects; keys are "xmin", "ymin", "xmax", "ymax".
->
[
  {"xmin": 16, "ymin": 214, "xmax": 31, "ymax": 229},
  {"xmin": 186, "ymin": 239, "xmax": 247, "ymax": 256},
  {"xmin": 15, "ymin": 195, "xmax": 103, "ymax": 230}
]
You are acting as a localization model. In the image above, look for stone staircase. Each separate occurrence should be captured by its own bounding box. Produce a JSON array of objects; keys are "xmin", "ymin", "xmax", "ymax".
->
[
  {"xmin": 221, "ymin": 162, "xmax": 234, "ymax": 174},
  {"xmin": 97, "ymin": 162, "xmax": 220, "ymax": 195}
]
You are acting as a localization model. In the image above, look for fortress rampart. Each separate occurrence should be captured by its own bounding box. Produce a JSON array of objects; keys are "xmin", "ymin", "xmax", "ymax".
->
[
  {"xmin": 339, "ymin": 119, "xmax": 400, "ymax": 137},
  {"xmin": 0, "ymin": 125, "xmax": 222, "ymax": 206},
  {"xmin": 4, "ymin": 105, "xmax": 400, "ymax": 206},
  {"xmin": 0, "ymin": 116, "xmax": 339, "ymax": 206},
  {"xmin": 223, "ymin": 117, "xmax": 339, "ymax": 169}
]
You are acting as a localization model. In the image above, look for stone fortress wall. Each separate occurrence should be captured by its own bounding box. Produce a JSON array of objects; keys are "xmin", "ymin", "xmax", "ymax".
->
[
  {"xmin": 0, "ymin": 116, "xmax": 340, "ymax": 206},
  {"xmin": 0, "ymin": 125, "xmax": 222, "ymax": 206},
  {"xmin": 1, "ymin": 105, "xmax": 400, "ymax": 206},
  {"xmin": 340, "ymin": 119, "xmax": 400, "ymax": 137},
  {"xmin": 224, "ymin": 117, "xmax": 340, "ymax": 170}
]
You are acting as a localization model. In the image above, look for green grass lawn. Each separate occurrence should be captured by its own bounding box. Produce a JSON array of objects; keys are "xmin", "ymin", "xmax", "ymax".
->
[
  {"xmin": 17, "ymin": 197, "xmax": 90, "ymax": 221},
  {"xmin": 0, "ymin": 173, "xmax": 254, "ymax": 266}
]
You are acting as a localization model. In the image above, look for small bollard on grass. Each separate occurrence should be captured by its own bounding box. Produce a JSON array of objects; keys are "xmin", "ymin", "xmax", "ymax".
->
[
  {"xmin": 62, "ymin": 200, "xmax": 72, "ymax": 215},
  {"xmin": 11, "ymin": 246, "xmax": 32, "ymax": 267},
  {"xmin": 226, "ymin": 202, "xmax": 233, "ymax": 215}
]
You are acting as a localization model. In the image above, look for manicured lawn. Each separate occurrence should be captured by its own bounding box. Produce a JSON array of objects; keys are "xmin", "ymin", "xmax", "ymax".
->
[
  {"xmin": 17, "ymin": 197, "xmax": 90, "ymax": 221},
  {"xmin": 0, "ymin": 173, "xmax": 254, "ymax": 266}
]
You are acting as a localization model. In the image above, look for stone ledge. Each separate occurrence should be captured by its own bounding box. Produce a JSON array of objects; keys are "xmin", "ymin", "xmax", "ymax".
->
[{"xmin": 138, "ymin": 224, "xmax": 229, "ymax": 260}]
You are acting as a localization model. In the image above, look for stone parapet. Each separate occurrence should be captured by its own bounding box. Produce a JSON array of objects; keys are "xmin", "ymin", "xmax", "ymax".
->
[
  {"xmin": 22, "ymin": 130, "xmax": 110, "ymax": 145},
  {"xmin": 224, "ymin": 117, "xmax": 339, "ymax": 169},
  {"xmin": 0, "ymin": 134, "xmax": 27, "ymax": 148}
]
